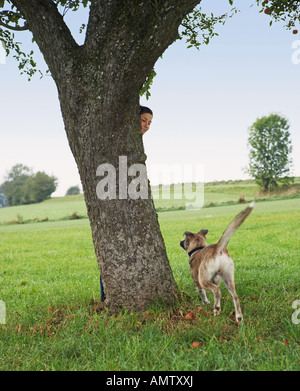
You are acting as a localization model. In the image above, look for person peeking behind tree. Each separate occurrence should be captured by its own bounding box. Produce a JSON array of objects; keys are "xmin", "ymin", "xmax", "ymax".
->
[
  {"xmin": 99, "ymin": 105, "xmax": 154, "ymax": 302},
  {"xmin": 140, "ymin": 106, "xmax": 153, "ymax": 135}
]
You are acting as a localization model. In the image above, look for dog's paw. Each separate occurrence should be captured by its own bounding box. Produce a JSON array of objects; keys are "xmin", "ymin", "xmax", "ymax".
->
[
  {"xmin": 236, "ymin": 316, "xmax": 243, "ymax": 325},
  {"xmin": 214, "ymin": 307, "xmax": 221, "ymax": 316}
]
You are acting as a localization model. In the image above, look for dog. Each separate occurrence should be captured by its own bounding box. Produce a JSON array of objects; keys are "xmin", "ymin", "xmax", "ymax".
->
[{"xmin": 180, "ymin": 202, "xmax": 254, "ymax": 324}]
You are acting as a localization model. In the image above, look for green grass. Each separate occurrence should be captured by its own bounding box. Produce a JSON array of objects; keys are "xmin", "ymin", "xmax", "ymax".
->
[
  {"xmin": 0, "ymin": 196, "xmax": 299, "ymax": 371},
  {"xmin": 0, "ymin": 194, "xmax": 88, "ymax": 224}
]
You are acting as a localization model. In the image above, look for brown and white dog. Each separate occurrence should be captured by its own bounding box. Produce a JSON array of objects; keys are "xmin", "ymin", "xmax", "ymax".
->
[{"xmin": 180, "ymin": 202, "xmax": 254, "ymax": 324}]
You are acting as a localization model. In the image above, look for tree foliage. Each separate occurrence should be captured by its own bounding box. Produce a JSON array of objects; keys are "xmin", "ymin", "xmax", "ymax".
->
[
  {"xmin": 0, "ymin": 0, "xmax": 89, "ymax": 79},
  {"xmin": 1, "ymin": 163, "xmax": 58, "ymax": 205},
  {"xmin": 246, "ymin": 114, "xmax": 293, "ymax": 192},
  {"xmin": 256, "ymin": 0, "xmax": 300, "ymax": 31},
  {"xmin": 0, "ymin": 0, "xmax": 238, "ymax": 91},
  {"xmin": 141, "ymin": 2, "xmax": 239, "ymax": 99},
  {"xmin": 1, "ymin": 1, "xmax": 300, "ymax": 87},
  {"xmin": 65, "ymin": 185, "xmax": 80, "ymax": 196}
]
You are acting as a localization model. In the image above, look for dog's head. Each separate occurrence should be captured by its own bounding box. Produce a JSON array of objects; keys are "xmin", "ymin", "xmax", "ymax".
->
[{"xmin": 180, "ymin": 230, "xmax": 208, "ymax": 254}]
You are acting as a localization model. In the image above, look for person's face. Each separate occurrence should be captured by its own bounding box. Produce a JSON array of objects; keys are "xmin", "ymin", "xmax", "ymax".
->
[{"xmin": 140, "ymin": 113, "xmax": 152, "ymax": 135}]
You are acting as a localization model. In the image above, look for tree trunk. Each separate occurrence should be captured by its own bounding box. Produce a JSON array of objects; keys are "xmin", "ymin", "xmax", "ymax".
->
[
  {"xmin": 60, "ymin": 89, "xmax": 178, "ymax": 311},
  {"xmin": 11, "ymin": 0, "xmax": 201, "ymax": 311}
]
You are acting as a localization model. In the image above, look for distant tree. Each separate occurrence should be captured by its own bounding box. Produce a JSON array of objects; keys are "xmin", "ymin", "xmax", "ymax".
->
[
  {"xmin": 246, "ymin": 114, "xmax": 293, "ymax": 192},
  {"xmin": 26, "ymin": 171, "xmax": 58, "ymax": 203},
  {"xmin": 1, "ymin": 164, "xmax": 32, "ymax": 205},
  {"xmin": 0, "ymin": 186, "xmax": 6, "ymax": 207},
  {"xmin": 4, "ymin": 163, "xmax": 32, "ymax": 180},
  {"xmin": 1, "ymin": 164, "xmax": 57, "ymax": 205},
  {"xmin": 65, "ymin": 185, "xmax": 80, "ymax": 196}
]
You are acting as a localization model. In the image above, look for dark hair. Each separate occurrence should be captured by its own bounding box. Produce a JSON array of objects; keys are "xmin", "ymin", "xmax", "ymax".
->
[{"xmin": 140, "ymin": 105, "xmax": 153, "ymax": 117}]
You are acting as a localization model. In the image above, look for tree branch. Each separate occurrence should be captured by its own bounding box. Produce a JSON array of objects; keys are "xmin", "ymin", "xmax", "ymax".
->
[
  {"xmin": 85, "ymin": 0, "xmax": 201, "ymax": 51},
  {"xmin": 84, "ymin": 0, "xmax": 201, "ymax": 93},
  {"xmin": 10, "ymin": 0, "xmax": 80, "ymax": 83},
  {"xmin": 0, "ymin": 19, "xmax": 29, "ymax": 30},
  {"xmin": 0, "ymin": 8, "xmax": 29, "ymax": 30}
]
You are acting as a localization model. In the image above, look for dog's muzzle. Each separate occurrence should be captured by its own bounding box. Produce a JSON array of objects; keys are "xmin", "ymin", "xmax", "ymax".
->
[{"xmin": 180, "ymin": 239, "xmax": 185, "ymax": 250}]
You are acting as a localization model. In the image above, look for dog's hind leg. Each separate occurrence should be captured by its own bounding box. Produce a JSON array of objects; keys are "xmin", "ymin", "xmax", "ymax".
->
[
  {"xmin": 200, "ymin": 280, "xmax": 221, "ymax": 316},
  {"xmin": 191, "ymin": 269, "xmax": 210, "ymax": 305},
  {"xmin": 199, "ymin": 288, "xmax": 210, "ymax": 305},
  {"xmin": 222, "ymin": 274, "xmax": 243, "ymax": 324},
  {"xmin": 212, "ymin": 275, "xmax": 222, "ymax": 315}
]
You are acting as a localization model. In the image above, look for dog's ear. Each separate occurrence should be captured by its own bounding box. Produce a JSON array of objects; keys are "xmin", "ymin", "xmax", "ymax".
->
[
  {"xmin": 184, "ymin": 231, "xmax": 194, "ymax": 237},
  {"xmin": 198, "ymin": 229, "xmax": 208, "ymax": 236}
]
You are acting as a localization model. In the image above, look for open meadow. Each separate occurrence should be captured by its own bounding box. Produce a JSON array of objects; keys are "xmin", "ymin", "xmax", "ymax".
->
[
  {"xmin": 0, "ymin": 177, "xmax": 299, "ymax": 224},
  {"xmin": 0, "ymin": 183, "xmax": 299, "ymax": 371}
]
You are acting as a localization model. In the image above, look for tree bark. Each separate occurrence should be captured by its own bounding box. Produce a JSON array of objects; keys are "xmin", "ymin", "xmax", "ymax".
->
[{"xmin": 11, "ymin": 0, "xmax": 201, "ymax": 311}]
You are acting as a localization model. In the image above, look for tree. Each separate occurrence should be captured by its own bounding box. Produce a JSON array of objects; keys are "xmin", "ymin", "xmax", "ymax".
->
[
  {"xmin": 256, "ymin": 0, "xmax": 300, "ymax": 33},
  {"xmin": 27, "ymin": 171, "xmax": 58, "ymax": 203},
  {"xmin": 1, "ymin": 164, "xmax": 57, "ymax": 205},
  {"xmin": 0, "ymin": 186, "xmax": 6, "ymax": 207},
  {"xmin": 4, "ymin": 163, "xmax": 32, "ymax": 181},
  {"xmin": 66, "ymin": 185, "xmax": 81, "ymax": 196},
  {"xmin": 1, "ymin": 164, "xmax": 32, "ymax": 205},
  {"xmin": 2, "ymin": 0, "xmax": 209, "ymax": 311},
  {"xmin": 0, "ymin": 1, "xmax": 298, "ymax": 311},
  {"xmin": 246, "ymin": 114, "xmax": 293, "ymax": 192}
]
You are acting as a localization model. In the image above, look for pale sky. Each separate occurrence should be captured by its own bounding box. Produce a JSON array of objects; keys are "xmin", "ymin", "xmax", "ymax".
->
[{"xmin": 1, "ymin": 0, "xmax": 299, "ymax": 196}]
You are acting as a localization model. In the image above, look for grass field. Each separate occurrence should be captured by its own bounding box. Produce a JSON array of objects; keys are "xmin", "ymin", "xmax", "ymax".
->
[
  {"xmin": 0, "ymin": 183, "xmax": 299, "ymax": 371},
  {"xmin": 1, "ymin": 178, "xmax": 299, "ymax": 224}
]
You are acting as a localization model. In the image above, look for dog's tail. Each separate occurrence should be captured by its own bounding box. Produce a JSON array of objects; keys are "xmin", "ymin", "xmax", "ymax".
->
[{"xmin": 216, "ymin": 202, "xmax": 254, "ymax": 253}]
